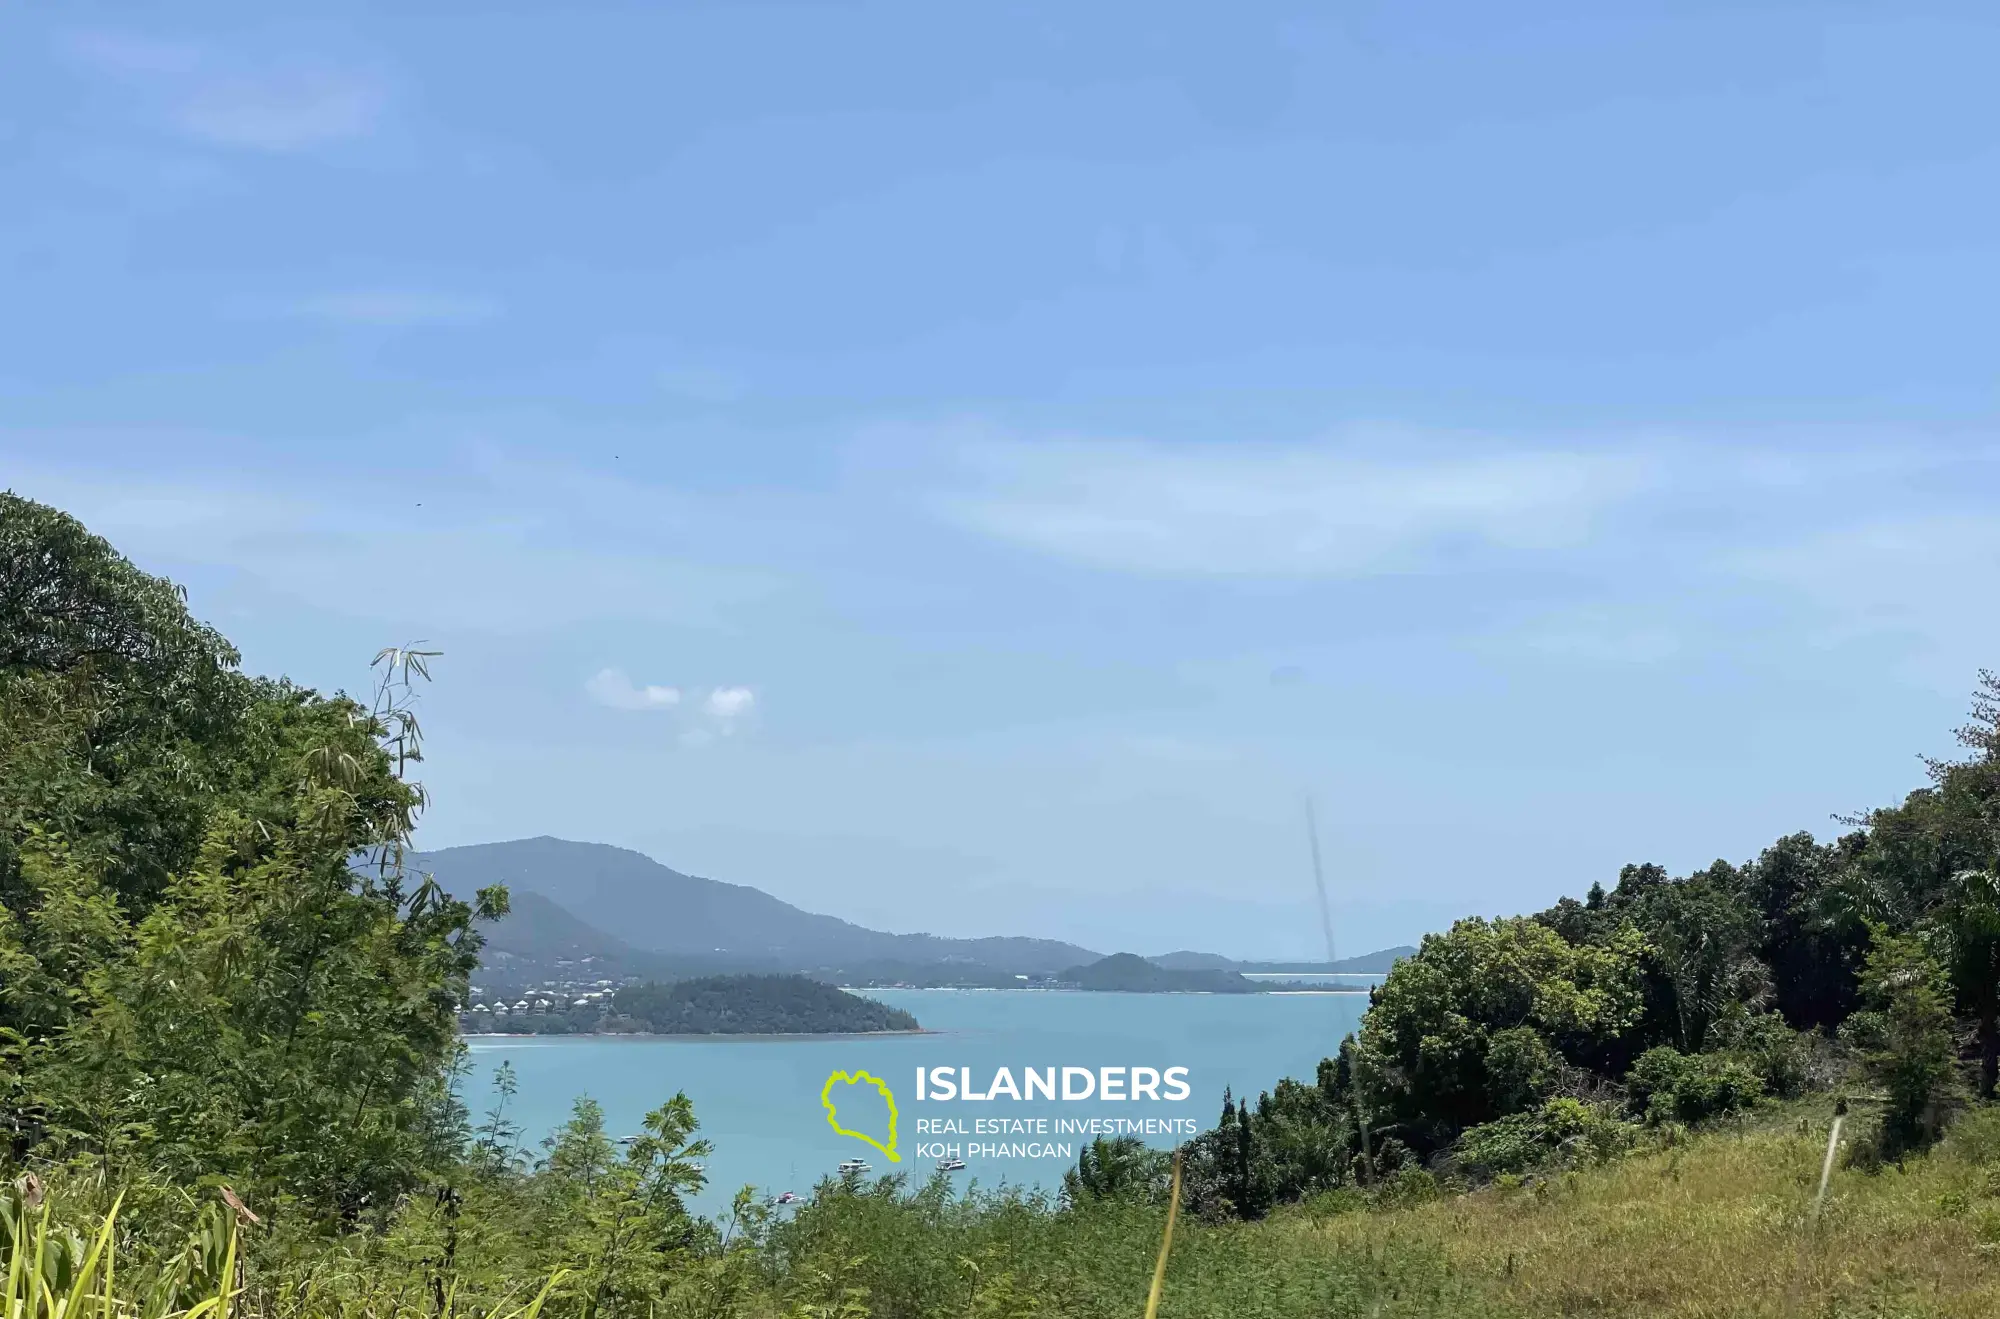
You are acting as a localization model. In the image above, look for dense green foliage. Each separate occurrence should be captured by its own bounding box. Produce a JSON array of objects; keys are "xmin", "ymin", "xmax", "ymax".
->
[
  {"xmin": 1123, "ymin": 673, "xmax": 2000, "ymax": 1223},
  {"xmin": 614, "ymin": 976, "xmax": 919, "ymax": 1035},
  {"xmin": 1, "ymin": 492, "xmax": 503, "ymax": 1222}
]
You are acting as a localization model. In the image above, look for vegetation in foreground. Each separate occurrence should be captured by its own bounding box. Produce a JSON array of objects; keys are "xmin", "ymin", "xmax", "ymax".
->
[
  {"xmin": 9, "ymin": 1100, "xmax": 2000, "ymax": 1318},
  {"xmin": 5, "ymin": 488, "xmax": 2000, "ymax": 1316}
]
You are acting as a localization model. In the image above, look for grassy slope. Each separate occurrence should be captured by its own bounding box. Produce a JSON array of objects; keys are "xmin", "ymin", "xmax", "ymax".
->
[
  {"xmin": 26, "ymin": 1103, "xmax": 1998, "ymax": 1317},
  {"xmin": 1261, "ymin": 1101, "xmax": 2000, "ymax": 1319},
  {"xmin": 753, "ymin": 1103, "xmax": 2000, "ymax": 1318}
]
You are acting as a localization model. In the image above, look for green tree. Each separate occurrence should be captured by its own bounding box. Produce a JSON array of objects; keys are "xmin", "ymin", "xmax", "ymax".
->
[
  {"xmin": 0, "ymin": 492, "xmax": 250, "ymax": 920},
  {"xmin": 530, "ymin": 1095, "xmax": 715, "ymax": 1317},
  {"xmin": 1, "ymin": 495, "xmax": 506, "ymax": 1218},
  {"xmin": 1355, "ymin": 916, "xmax": 1647, "ymax": 1149},
  {"xmin": 1735, "ymin": 832, "xmax": 1865, "ymax": 1031},
  {"xmin": 1062, "ymin": 1136, "xmax": 1171, "ymax": 1204},
  {"xmin": 1844, "ymin": 930, "xmax": 1962, "ymax": 1158},
  {"xmin": 1825, "ymin": 673, "xmax": 2000, "ymax": 1098}
]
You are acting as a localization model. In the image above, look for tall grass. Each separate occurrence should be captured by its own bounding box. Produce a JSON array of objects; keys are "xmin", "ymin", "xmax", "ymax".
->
[
  {"xmin": 1298, "ymin": 1102, "xmax": 2000, "ymax": 1318},
  {"xmin": 0, "ymin": 1188, "xmax": 565, "ymax": 1319},
  {"xmin": 10, "ymin": 1104, "xmax": 1999, "ymax": 1317},
  {"xmin": 2, "ymin": 1187, "xmax": 232, "ymax": 1319}
]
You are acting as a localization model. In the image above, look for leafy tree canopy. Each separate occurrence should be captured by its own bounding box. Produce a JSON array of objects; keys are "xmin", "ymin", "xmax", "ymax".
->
[{"xmin": 1352, "ymin": 916, "xmax": 1647, "ymax": 1146}]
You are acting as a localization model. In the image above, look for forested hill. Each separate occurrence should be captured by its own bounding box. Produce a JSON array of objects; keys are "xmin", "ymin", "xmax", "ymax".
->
[
  {"xmin": 616, "ymin": 975, "xmax": 920, "ymax": 1034},
  {"xmin": 419, "ymin": 835, "xmax": 1099, "ymax": 974},
  {"xmin": 471, "ymin": 974, "xmax": 922, "ymax": 1035},
  {"xmin": 477, "ymin": 889, "xmax": 677, "ymax": 981},
  {"xmin": 1061, "ymin": 952, "xmax": 1261, "ymax": 992},
  {"xmin": 1150, "ymin": 946, "xmax": 1416, "ymax": 973}
]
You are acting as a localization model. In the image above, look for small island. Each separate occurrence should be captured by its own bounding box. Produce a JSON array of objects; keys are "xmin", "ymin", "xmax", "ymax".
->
[
  {"xmin": 465, "ymin": 973, "xmax": 921, "ymax": 1035},
  {"xmin": 1059, "ymin": 952, "xmax": 1261, "ymax": 993}
]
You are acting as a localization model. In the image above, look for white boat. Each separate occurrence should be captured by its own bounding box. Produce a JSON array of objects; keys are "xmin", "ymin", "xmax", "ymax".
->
[
  {"xmin": 837, "ymin": 1158, "xmax": 872, "ymax": 1174},
  {"xmin": 775, "ymin": 1191, "xmax": 799, "ymax": 1205},
  {"xmin": 936, "ymin": 1158, "xmax": 967, "ymax": 1172}
]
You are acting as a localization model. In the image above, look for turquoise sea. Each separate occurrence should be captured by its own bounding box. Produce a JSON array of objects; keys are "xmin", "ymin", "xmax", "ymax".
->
[{"xmin": 464, "ymin": 988, "xmax": 1372, "ymax": 1216}]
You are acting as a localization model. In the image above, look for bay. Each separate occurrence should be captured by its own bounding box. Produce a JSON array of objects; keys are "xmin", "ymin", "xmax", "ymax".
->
[{"xmin": 464, "ymin": 988, "xmax": 1370, "ymax": 1215}]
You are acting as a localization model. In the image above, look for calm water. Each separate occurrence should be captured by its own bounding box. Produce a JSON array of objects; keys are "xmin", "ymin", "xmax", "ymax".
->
[
  {"xmin": 1239, "ymin": 972, "xmax": 1382, "ymax": 986},
  {"xmin": 464, "ymin": 989, "xmax": 1370, "ymax": 1215}
]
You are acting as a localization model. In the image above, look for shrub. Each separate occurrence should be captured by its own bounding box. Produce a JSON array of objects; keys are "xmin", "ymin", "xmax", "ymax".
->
[
  {"xmin": 1451, "ymin": 1098, "xmax": 1634, "ymax": 1178},
  {"xmin": 1063, "ymin": 1135, "xmax": 1173, "ymax": 1204},
  {"xmin": 1626, "ymin": 1047, "xmax": 1764, "ymax": 1124},
  {"xmin": 1708, "ymin": 1009, "xmax": 1814, "ymax": 1098},
  {"xmin": 1375, "ymin": 1166, "xmax": 1442, "ymax": 1207},
  {"xmin": 1941, "ymin": 1106, "xmax": 2000, "ymax": 1167},
  {"xmin": 1300, "ymin": 1187, "xmax": 1368, "ymax": 1222}
]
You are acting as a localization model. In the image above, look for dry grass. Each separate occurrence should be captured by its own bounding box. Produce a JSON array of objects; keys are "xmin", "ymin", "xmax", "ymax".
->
[{"xmin": 1292, "ymin": 1104, "xmax": 2000, "ymax": 1318}]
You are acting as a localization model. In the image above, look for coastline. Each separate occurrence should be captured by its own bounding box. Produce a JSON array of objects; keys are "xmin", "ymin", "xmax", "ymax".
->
[{"xmin": 850, "ymin": 985, "xmax": 1372, "ymax": 996}]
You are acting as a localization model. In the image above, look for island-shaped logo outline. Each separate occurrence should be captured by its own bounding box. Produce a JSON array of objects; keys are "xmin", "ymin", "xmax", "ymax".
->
[{"xmin": 821, "ymin": 1069, "xmax": 901, "ymax": 1163}]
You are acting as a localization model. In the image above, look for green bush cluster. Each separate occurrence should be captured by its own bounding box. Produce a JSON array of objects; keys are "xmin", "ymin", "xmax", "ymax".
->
[
  {"xmin": 1625, "ymin": 1048, "xmax": 1765, "ymax": 1124},
  {"xmin": 1450, "ymin": 1098, "xmax": 1636, "ymax": 1177}
]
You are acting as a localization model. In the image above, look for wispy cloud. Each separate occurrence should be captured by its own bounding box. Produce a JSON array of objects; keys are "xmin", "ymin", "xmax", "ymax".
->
[
  {"xmin": 1729, "ymin": 513, "xmax": 2000, "ymax": 683},
  {"xmin": 585, "ymin": 669, "xmax": 682, "ymax": 711},
  {"xmin": 934, "ymin": 438, "xmax": 1651, "ymax": 578},
  {"xmin": 177, "ymin": 70, "xmax": 384, "ymax": 150},
  {"xmin": 292, "ymin": 290, "xmax": 499, "ymax": 327},
  {"xmin": 1, "ymin": 445, "xmax": 782, "ymax": 635},
  {"xmin": 63, "ymin": 29, "xmax": 386, "ymax": 152}
]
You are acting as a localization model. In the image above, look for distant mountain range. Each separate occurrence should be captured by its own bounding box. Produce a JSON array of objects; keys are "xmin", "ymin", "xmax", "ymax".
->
[
  {"xmin": 472, "ymin": 889, "xmax": 677, "ymax": 981},
  {"xmin": 419, "ymin": 837, "xmax": 1096, "ymax": 980},
  {"xmin": 418, "ymin": 836, "xmax": 1412, "ymax": 989}
]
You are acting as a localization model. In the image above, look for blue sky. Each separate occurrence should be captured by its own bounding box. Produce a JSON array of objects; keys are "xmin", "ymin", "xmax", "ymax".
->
[{"xmin": 5, "ymin": 1, "xmax": 2000, "ymax": 957}]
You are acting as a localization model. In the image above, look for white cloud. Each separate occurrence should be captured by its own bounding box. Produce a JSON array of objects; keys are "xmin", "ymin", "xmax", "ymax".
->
[
  {"xmin": 583, "ymin": 672, "xmax": 754, "ymax": 741},
  {"xmin": 704, "ymin": 686, "xmax": 756, "ymax": 721},
  {"xmin": 177, "ymin": 69, "xmax": 384, "ymax": 150},
  {"xmin": 933, "ymin": 439, "xmax": 1650, "ymax": 578},
  {"xmin": 293, "ymin": 290, "xmax": 499, "ymax": 327},
  {"xmin": 585, "ymin": 669, "xmax": 682, "ymax": 712}
]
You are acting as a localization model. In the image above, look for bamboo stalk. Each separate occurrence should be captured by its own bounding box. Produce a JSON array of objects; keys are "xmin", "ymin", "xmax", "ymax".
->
[
  {"xmin": 1144, "ymin": 1154, "xmax": 1185, "ymax": 1319},
  {"xmin": 1814, "ymin": 1114, "xmax": 1844, "ymax": 1221}
]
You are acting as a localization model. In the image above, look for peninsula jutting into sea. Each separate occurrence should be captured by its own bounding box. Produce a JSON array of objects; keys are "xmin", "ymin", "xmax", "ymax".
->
[{"xmin": 431, "ymin": 835, "xmax": 1411, "ymax": 1033}]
